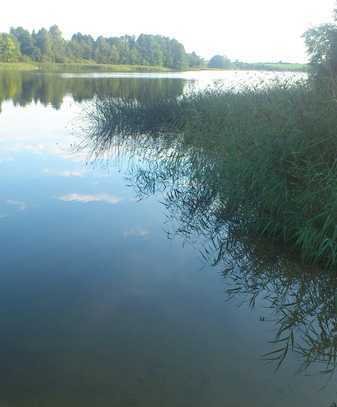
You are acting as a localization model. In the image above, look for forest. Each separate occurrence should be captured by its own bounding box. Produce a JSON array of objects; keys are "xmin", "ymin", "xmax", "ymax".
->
[{"xmin": 0, "ymin": 25, "xmax": 204, "ymax": 69}]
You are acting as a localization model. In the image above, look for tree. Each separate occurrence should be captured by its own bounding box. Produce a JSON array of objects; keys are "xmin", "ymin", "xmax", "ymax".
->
[
  {"xmin": 169, "ymin": 39, "xmax": 188, "ymax": 69},
  {"xmin": 0, "ymin": 34, "xmax": 21, "ymax": 62},
  {"xmin": 208, "ymin": 55, "xmax": 231, "ymax": 69},
  {"xmin": 10, "ymin": 27, "xmax": 35, "ymax": 58},
  {"xmin": 94, "ymin": 37, "xmax": 122, "ymax": 64},
  {"xmin": 188, "ymin": 52, "xmax": 204, "ymax": 68},
  {"xmin": 303, "ymin": 24, "xmax": 337, "ymax": 84},
  {"xmin": 137, "ymin": 35, "xmax": 163, "ymax": 66},
  {"xmin": 34, "ymin": 28, "xmax": 53, "ymax": 62},
  {"xmin": 1, "ymin": 25, "xmax": 203, "ymax": 69},
  {"xmin": 69, "ymin": 33, "xmax": 95, "ymax": 61},
  {"xmin": 302, "ymin": 1, "xmax": 337, "ymax": 92},
  {"xmin": 49, "ymin": 25, "xmax": 67, "ymax": 63}
]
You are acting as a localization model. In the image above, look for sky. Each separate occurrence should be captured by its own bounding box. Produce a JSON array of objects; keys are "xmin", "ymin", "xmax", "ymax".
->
[{"xmin": 1, "ymin": 0, "xmax": 336, "ymax": 62}]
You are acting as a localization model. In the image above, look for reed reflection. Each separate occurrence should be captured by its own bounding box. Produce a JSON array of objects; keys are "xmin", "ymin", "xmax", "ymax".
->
[{"xmin": 81, "ymin": 94, "xmax": 337, "ymax": 379}]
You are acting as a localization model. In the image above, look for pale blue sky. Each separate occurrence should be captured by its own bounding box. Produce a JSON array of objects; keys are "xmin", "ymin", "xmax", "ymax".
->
[{"xmin": 1, "ymin": 0, "xmax": 336, "ymax": 62}]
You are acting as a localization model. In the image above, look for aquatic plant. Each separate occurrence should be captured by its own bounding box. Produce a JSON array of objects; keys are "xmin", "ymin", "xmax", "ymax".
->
[
  {"xmin": 86, "ymin": 80, "xmax": 337, "ymax": 268},
  {"xmin": 81, "ymin": 109, "xmax": 337, "ymax": 376}
]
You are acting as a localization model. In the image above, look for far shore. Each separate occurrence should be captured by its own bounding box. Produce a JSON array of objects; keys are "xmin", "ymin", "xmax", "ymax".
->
[{"xmin": 0, "ymin": 62, "xmax": 308, "ymax": 73}]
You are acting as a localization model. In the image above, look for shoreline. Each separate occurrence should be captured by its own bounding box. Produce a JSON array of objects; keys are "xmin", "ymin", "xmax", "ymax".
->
[{"xmin": 0, "ymin": 62, "xmax": 308, "ymax": 73}]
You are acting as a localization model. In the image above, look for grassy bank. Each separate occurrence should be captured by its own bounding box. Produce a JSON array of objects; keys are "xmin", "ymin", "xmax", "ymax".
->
[
  {"xmin": 0, "ymin": 61, "xmax": 307, "ymax": 73},
  {"xmin": 37, "ymin": 63, "xmax": 171, "ymax": 73},
  {"xmin": 233, "ymin": 62, "xmax": 308, "ymax": 72},
  {"xmin": 0, "ymin": 62, "xmax": 171, "ymax": 73},
  {"xmin": 260, "ymin": 63, "xmax": 307, "ymax": 71},
  {"xmin": 88, "ymin": 81, "xmax": 337, "ymax": 268},
  {"xmin": 190, "ymin": 63, "xmax": 308, "ymax": 72},
  {"xmin": 0, "ymin": 62, "xmax": 39, "ymax": 71}
]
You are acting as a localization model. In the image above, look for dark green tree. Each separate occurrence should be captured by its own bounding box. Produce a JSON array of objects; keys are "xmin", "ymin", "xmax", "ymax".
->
[
  {"xmin": 137, "ymin": 35, "xmax": 163, "ymax": 66},
  {"xmin": 34, "ymin": 28, "xmax": 53, "ymax": 62},
  {"xmin": 208, "ymin": 55, "xmax": 231, "ymax": 69},
  {"xmin": 0, "ymin": 34, "xmax": 21, "ymax": 62},
  {"xmin": 2, "ymin": 26, "xmax": 203, "ymax": 69},
  {"xmin": 303, "ymin": 24, "xmax": 337, "ymax": 83},
  {"xmin": 49, "ymin": 25, "xmax": 67, "ymax": 63},
  {"xmin": 69, "ymin": 33, "xmax": 95, "ymax": 61},
  {"xmin": 10, "ymin": 27, "xmax": 35, "ymax": 58},
  {"xmin": 188, "ymin": 51, "xmax": 204, "ymax": 68}
]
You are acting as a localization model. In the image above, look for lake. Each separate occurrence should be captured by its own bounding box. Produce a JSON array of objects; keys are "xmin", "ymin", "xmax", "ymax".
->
[{"xmin": 0, "ymin": 69, "xmax": 335, "ymax": 407}]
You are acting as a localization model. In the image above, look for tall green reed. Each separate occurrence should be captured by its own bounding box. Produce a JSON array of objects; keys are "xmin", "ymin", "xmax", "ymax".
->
[{"xmin": 86, "ymin": 80, "xmax": 337, "ymax": 268}]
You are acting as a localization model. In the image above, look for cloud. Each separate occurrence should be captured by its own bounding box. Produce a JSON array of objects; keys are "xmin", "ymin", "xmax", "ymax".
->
[
  {"xmin": 6, "ymin": 200, "xmax": 27, "ymax": 211},
  {"xmin": 43, "ymin": 169, "xmax": 84, "ymax": 177},
  {"xmin": 58, "ymin": 193, "xmax": 122, "ymax": 205},
  {"xmin": 1, "ymin": 142, "xmax": 87, "ymax": 163},
  {"xmin": 123, "ymin": 228, "xmax": 149, "ymax": 238}
]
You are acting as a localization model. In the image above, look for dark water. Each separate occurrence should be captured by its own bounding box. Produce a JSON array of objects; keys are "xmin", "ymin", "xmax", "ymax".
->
[{"xmin": 0, "ymin": 70, "xmax": 335, "ymax": 407}]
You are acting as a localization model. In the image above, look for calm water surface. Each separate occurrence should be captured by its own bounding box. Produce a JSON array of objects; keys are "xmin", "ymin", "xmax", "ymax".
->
[{"xmin": 0, "ymin": 70, "xmax": 335, "ymax": 407}]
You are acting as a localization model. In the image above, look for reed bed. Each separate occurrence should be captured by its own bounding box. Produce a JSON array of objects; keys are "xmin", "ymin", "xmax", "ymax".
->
[{"xmin": 88, "ymin": 80, "xmax": 337, "ymax": 268}]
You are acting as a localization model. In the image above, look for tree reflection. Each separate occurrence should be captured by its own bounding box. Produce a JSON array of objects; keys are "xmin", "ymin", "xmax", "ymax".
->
[{"xmin": 0, "ymin": 70, "xmax": 185, "ymax": 112}]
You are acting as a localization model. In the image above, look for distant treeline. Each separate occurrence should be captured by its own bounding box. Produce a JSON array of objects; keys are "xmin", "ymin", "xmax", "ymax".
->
[
  {"xmin": 231, "ymin": 61, "xmax": 307, "ymax": 72},
  {"xmin": 206, "ymin": 54, "xmax": 306, "ymax": 71},
  {"xmin": 0, "ymin": 26, "xmax": 204, "ymax": 69}
]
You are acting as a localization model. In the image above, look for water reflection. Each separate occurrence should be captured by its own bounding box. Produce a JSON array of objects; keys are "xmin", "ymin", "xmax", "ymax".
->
[
  {"xmin": 0, "ymin": 70, "xmax": 185, "ymax": 111},
  {"xmin": 82, "ymin": 97, "xmax": 337, "ymax": 379},
  {"xmin": 0, "ymin": 70, "xmax": 335, "ymax": 406}
]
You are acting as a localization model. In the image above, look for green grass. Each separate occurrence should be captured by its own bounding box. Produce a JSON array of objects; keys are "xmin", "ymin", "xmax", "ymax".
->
[
  {"xmin": 0, "ymin": 61, "xmax": 307, "ymax": 73},
  {"xmin": 232, "ymin": 62, "xmax": 308, "ymax": 72},
  {"xmin": 88, "ymin": 80, "xmax": 337, "ymax": 268},
  {"xmin": 260, "ymin": 63, "xmax": 307, "ymax": 71},
  {"xmin": 0, "ymin": 62, "xmax": 39, "ymax": 71},
  {"xmin": 36, "ymin": 62, "xmax": 171, "ymax": 73},
  {"xmin": 192, "ymin": 63, "xmax": 307, "ymax": 72},
  {"xmin": 0, "ymin": 62, "xmax": 171, "ymax": 73}
]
